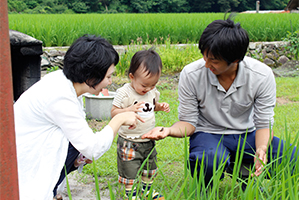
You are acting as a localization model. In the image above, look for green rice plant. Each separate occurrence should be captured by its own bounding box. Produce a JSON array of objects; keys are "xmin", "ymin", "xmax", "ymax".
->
[
  {"xmin": 8, "ymin": 13, "xmax": 299, "ymax": 46},
  {"xmin": 89, "ymin": 128, "xmax": 298, "ymax": 199},
  {"xmin": 92, "ymin": 157, "xmax": 102, "ymax": 200},
  {"xmin": 64, "ymin": 165, "xmax": 73, "ymax": 200},
  {"xmin": 81, "ymin": 123, "xmax": 298, "ymax": 199}
]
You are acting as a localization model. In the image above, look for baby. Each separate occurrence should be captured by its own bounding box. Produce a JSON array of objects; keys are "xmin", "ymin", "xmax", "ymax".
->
[{"xmin": 111, "ymin": 49, "xmax": 169, "ymax": 200}]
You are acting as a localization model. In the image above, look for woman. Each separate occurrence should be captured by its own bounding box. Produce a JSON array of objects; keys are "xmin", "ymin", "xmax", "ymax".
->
[{"xmin": 14, "ymin": 35, "xmax": 144, "ymax": 200}]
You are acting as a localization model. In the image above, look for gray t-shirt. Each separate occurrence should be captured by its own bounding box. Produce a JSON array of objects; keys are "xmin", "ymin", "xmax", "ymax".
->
[{"xmin": 178, "ymin": 56, "xmax": 276, "ymax": 134}]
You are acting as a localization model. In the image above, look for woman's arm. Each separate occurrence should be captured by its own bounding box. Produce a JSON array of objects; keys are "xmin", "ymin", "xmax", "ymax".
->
[{"xmin": 108, "ymin": 112, "xmax": 144, "ymax": 138}]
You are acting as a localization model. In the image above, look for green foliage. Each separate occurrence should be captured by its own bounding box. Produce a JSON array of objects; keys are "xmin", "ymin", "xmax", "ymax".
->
[
  {"xmin": 158, "ymin": 44, "xmax": 202, "ymax": 75},
  {"xmin": 72, "ymin": 2, "xmax": 89, "ymax": 13},
  {"xmin": 8, "ymin": 0, "xmax": 28, "ymax": 13},
  {"xmin": 8, "ymin": 13, "xmax": 299, "ymax": 47},
  {"xmin": 46, "ymin": 66, "xmax": 60, "ymax": 73},
  {"xmin": 282, "ymin": 30, "xmax": 299, "ymax": 60},
  {"xmin": 116, "ymin": 39, "xmax": 202, "ymax": 76},
  {"xmin": 26, "ymin": 0, "xmax": 38, "ymax": 9},
  {"xmin": 6, "ymin": 0, "xmax": 291, "ymax": 14}
]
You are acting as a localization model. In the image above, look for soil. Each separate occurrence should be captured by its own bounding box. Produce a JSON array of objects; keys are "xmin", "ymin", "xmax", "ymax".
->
[{"xmin": 58, "ymin": 171, "xmax": 111, "ymax": 200}]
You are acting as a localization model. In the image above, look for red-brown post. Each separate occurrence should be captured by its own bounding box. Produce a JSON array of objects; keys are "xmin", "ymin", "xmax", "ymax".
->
[{"xmin": 0, "ymin": 0, "xmax": 20, "ymax": 199}]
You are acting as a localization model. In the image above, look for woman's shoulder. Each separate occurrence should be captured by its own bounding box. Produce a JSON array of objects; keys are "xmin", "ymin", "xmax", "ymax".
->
[{"xmin": 35, "ymin": 70, "xmax": 76, "ymax": 102}]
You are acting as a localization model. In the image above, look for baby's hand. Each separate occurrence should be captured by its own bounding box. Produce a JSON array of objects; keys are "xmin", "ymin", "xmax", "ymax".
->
[
  {"xmin": 159, "ymin": 102, "xmax": 170, "ymax": 113},
  {"xmin": 128, "ymin": 101, "xmax": 145, "ymax": 113}
]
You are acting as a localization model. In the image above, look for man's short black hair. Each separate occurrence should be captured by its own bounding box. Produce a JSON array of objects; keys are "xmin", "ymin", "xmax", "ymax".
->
[
  {"xmin": 128, "ymin": 48, "xmax": 162, "ymax": 77},
  {"xmin": 63, "ymin": 35, "xmax": 119, "ymax": 88},
  {"xmin": 199, "ymin": 15, "xmax": 249, "ymax": 64}
]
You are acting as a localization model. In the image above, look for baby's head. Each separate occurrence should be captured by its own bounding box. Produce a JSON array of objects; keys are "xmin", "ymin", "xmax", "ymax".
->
[{"xmin": 128, "ymin": 49, "xmax": 162, "ymax": 95}]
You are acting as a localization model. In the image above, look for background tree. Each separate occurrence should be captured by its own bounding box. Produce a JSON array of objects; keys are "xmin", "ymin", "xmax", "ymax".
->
[{"xmin": 7, "ymin": 0, "xmax": 292, "ymax": 14}]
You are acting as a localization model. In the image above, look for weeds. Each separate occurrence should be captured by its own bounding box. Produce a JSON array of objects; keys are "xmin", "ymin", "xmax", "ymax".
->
[
  {"xmin": 46, "ymin": 66, "xmax": 60, "ymax": 73},
  {"xmin": 282, "ymin": 30, "xmax": 299, "ymax": 60}
]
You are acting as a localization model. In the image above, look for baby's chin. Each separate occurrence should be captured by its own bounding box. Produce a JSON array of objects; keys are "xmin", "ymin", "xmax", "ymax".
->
[{"xmin": 138, "ymin": 91, "xmax": 147, "ymax": 95}]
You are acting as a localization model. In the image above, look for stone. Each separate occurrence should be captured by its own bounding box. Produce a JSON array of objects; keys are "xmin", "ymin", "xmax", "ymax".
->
[
  {"xmin": 272, "ymin": 60, "xmax": 299, "ymax": 77},
  {"xmin": 9, "ymin": 30, "xmax": 43, "ymax": 101},
  {"xmin": 265, "ymin": 52, "xmax": 277, "ymax": 61},
  {"xmin": 265, "ymin": 44, "xmax": 276, "ymax": 53},
  {"xmin": 256, "ymin": 43, "xmax": 263, "ymax": 53},
  {"xmin": 277, "ymin": 56, "xmax": 289, "ymax": 66},
  {"xmin": 9, "ymin": 29, "xmax": 43, "ymax": 47},
  {"xmin": 249, "ymin": 42, "xmax": 256, "ymax": 50},
  {"xmin": 263, "ymin": 58, "xmax": 276, "ymax": 68},
  {"xmin": 47, "ymin": 50, "xmax": 66, "ymax": 57},
  {"xmin": 41, "ymin": 55, "xmax": 50, "ymax": 67}
]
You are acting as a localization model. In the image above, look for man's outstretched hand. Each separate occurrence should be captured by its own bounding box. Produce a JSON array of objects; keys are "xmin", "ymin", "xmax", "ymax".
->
[{"xmin": 141, "ymin": 127, "xmax": 169, "ymax": 140}]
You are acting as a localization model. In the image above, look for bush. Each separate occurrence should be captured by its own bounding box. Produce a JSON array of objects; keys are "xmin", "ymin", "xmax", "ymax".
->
[
  {"xmin": 8, "ymin": 0, "xmax": 28, "ymax": 12},
  {"xmin": 63, "ymin": 9, "xmax": 75, "ymax": 14},
  {"xmin": 72, "ymin": 2, "xmax": 89, "ymax": 13},
  {"xmin": 282, "ymin": 30, "xmax": 299, "ymax": 60}
]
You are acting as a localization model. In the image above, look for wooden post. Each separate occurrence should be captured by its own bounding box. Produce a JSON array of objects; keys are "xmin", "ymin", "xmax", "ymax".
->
[
  {"xmin": 256, "ymin": 1, "xmax": 260, "ymax": 13},
  {"xmin": 0, "ymin": 0, "xmax": 20, "ymax": 199}
]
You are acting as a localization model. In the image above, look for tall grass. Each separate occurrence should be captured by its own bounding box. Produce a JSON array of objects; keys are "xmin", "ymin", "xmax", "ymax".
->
[
  {"xmin": 72, "ymin": 127, "xmax": 298, "ymax": 199},
  {"xmin": 8, "ymin": 13, "xmax": 299, "ymax": 46},
  {"xmin": 117, "ymin": 40, "xmax": 202, "ymax": 76}
]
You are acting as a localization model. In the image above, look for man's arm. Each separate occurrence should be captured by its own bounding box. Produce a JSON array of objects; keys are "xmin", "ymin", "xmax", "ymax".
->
[
  {"xmin": 251, "ymin": 64, "xmax": 276, "ymax": 176},
  {"xmin": 141, "ymin": 121, "xmax": 195, "ymax": 140},
  {"xmin": 253, "ymin": 128, "xmax": 274, "ymax": 177}
]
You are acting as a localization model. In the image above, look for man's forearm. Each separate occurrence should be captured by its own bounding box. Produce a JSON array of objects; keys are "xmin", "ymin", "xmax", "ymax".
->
[
  {"xmin": 255, "ymin": 128, "xmax": 273, "ymax": 152},
  {"xmin": 169, "ymin": 121, "xmax": 195, "ymax": 138}
]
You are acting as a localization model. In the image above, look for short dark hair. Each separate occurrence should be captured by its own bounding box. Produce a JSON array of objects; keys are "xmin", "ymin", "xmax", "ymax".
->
[
  {"xmin": 63, "ymin": 35, "xmax": 119, "ymax": 88},
  {"xmin": 198, "ymin": 16, "xmax": 249, "ymax": 64},
  {"xmin": 128, "ymin": 49, "xmax": 162, "ymax": 77}
]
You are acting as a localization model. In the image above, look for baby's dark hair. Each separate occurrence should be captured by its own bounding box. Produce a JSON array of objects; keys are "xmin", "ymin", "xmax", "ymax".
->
[
  {"xmin": 128, "ymin": 49, "xmax": 162, "ymax": 77},
  {"xmin": 63, "ymin": 35, "xmax": 119, "ymax": 88}
]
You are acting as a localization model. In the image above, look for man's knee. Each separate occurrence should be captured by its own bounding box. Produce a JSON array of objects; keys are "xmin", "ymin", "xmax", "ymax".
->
[{"xmin": 189, "ymin": 149, "xmax": 228, "ymax": 175}]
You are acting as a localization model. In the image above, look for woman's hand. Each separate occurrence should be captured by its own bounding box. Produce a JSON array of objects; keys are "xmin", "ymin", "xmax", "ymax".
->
[
  {"xmin": 128, "ymin": 101, "xmax": 145, "ymax": 113},
  {"xmin": 119, "ymin": 111, "xmax": 145, "ymax": 129},
  {"xmin": 108, "ymin": 112, "xmax": 145, "ymax": 137}
]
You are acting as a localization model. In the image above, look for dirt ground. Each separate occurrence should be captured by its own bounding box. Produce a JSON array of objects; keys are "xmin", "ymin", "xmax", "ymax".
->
[{"xmin": 58, "ymin": 171, "xmax": 111, "ymax": 200}]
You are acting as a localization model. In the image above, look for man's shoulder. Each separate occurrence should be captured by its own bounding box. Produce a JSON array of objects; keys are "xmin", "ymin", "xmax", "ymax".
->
[
  {"xmin": 242, "ymin": 56, "xmax": 273, "ymax": 76},
  {"xmin": 182, "ymin": 59, "xmax": 206, "ymax": 75}
]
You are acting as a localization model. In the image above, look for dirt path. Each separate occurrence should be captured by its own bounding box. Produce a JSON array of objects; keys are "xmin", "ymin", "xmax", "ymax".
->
[{"xmin": 59, "ymin": 171, "xmax": 111, "ymax": 200}]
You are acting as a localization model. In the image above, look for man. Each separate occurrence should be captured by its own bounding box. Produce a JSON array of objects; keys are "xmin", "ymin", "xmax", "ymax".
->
[{"xmin": 142, "ymin": 16, "xmax": 297, "ymax": 187}]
